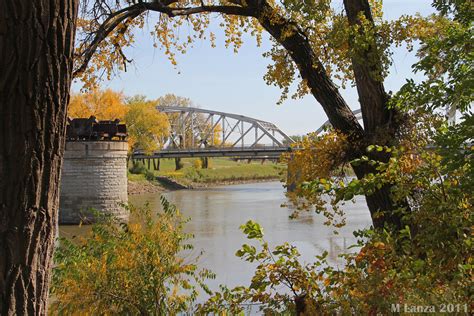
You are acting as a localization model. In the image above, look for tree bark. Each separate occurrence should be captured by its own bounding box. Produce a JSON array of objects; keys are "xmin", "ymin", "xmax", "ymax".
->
[
  {"xmin": 343, "ymin": 0, "xmax": 393, "ymax": 136},
  {"xmin": 352, "ymin": 162, "xmax": 403, "ymax": 229},
  {"xmin": 250, "ymin": 1, "xmax": 364, "ymax": 139},
  {"xmin": 342, "ymin": 0, "xmax": 405, "ymax": 229},
  {"xmin": 0, "ymin": 0, "xmax": 79, "ymax": 314}
]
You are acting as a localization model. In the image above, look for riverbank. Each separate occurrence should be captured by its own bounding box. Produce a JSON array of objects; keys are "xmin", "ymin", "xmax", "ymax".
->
[
  {"xmin": 128, "ymin": 179, "xmax": 164, "ymax": 195},
  {"xmin": 128, "ymin": 158, "xmax": 286, "ymax": 194},
  {"xmin": 128, "ymin": 174, "xmax": 283, "ymax": 194}
]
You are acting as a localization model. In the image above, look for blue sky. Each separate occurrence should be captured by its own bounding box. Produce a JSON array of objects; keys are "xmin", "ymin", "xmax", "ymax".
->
[{"xmin": 72, "ymin": 1, "xmax": 435, "ymax": 136}]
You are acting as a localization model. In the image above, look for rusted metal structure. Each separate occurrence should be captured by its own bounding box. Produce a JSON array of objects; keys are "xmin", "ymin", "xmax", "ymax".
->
[{"xmin": 66, "ymin": 116, "xmax": 127, "ymax": 141}]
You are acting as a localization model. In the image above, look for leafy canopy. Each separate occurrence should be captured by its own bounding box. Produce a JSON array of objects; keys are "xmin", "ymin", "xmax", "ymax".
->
[
  {"xmin": 74, "ymin": 0, "xmax": 446, "ymax": 104},
  {"xmin": 68, "ymin": 89, "xmax": 170, "ymax": 154},
  {"xmin": 125, "ymin": 95, "xmax": 170, "ymax": 154},
  {"xmin": 68, "ymin": 88, "xmax": 127, "ymax": 120}
]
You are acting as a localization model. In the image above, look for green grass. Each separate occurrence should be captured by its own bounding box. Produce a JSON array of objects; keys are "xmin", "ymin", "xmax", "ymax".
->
[
  {"xmin": 127, "ymin": 172, "xmax": 147, "ymax": 182},
  {"xmin": 129, "ymin": 158, "xmax": 286, "ymax": 184}
]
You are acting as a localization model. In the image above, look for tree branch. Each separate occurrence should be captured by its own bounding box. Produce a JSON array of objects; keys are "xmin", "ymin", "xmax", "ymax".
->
[
  {"xmin": 73, "ymin": 4, "xmax": 146, "ymax": 77},
  {"xmin": 76, "ymin": 0, "xmax": 363, "ymax": 140},
  {"xmin": 249, "ymin": 0, "xmax": 364, "ymax": 138}
]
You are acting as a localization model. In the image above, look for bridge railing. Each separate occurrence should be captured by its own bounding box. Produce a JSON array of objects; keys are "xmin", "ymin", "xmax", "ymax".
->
[{"xmin": 132, "ymin": 145, "xmax": 293, "ymax": 159}]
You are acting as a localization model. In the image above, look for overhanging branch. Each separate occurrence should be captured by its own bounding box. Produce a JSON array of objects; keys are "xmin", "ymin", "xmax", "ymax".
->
[
  {"xmin": 75, "ymin": 0, "xmax": 363, "ymax": 139},
  {"xmin": 73, "ymin": 2, "xmax": 252, "ymax": 78}
]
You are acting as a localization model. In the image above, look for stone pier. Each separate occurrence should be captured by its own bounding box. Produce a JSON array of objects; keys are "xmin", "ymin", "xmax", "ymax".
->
[{"xmin": 59, "ymin": 141, "xmax": 128, "ymax": 224}]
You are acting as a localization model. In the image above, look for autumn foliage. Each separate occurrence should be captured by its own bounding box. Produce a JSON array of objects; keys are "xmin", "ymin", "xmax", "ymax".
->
[
  {"xmin": 68, "ymin": 89, "xmax": 127, "ymax": 120},
  {"xmin": 52, "ymin": 0, "xmax": 472, "ymax": 314},
  {"xmin": 125, "ymin": 96, "xmax": 170, "ymax": 154},
  {"xmin": 68, "ymin": 89, "xmax": 170, "ymax": 155},
  {"xmin": 50, "ymin": 198, "xmax": 214, "ymax": 315}
]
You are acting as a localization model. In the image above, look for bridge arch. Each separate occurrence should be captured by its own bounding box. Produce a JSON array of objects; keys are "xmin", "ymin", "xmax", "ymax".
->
[
  {"xmin": 157, "ymin": 106, "xmax": 294, "ymax": 149},
  {"xmin": 133, "ymin": 106, "xmax": 294, "ymax": 159}
]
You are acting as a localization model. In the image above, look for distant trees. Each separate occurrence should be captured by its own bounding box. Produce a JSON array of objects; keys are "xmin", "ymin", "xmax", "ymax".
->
[
  {"xmin": 68, "ymin": 90, "xmax": 169, "ymax": 156},
  {"xmin": 156, "ymin": 94, "xmax": 193, "ymax": 170},
  {"xmin": 156, "ymin": 94, "xmax": 219, "ymax": 170},
  {"xmin": 125, "ymin": 96, "xmax": 169, "ymax": 155},
  {"xmin": 283, "ymin": 135, "xmax": 304, "ymax": 146},
  {"xmin": 68, "ymin": 90, "xmax": 222, "ymax": 170},
  {"xmin": 68, "ymin": 89, "xmax": 127, "ymax": 120}
]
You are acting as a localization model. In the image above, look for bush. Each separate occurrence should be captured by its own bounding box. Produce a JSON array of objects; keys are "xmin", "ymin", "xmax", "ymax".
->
[
  {"xmin": 129, "ymin": 161, "xmax": 147, "ymax": 175},
  {"xmin": 193, "ymin": 158, "xmax": 202, "ymax": 169},
  {"xmin": 184, "ymin": 167, "xmax": 203, "ymax": 182},
  {"xmin": 129, "ymin": 161, "xmax": 155, "ymax": 181},
  {"xmin": 199, "ymin": 213, "xmax": 472, "ymax": 315},
  {"xmin": 144, "ymin": 169, "xmax": 155, "ymax": 181},
  {"xmin": 50, "ymin": 198, "xmax": 214, "ymax": 315}
]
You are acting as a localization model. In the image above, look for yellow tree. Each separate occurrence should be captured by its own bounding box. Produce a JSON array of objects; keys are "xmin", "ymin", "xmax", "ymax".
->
[
  {"xmin": 68, "ymin": 88, "xmax": 127, "ymax": 120},
  {"xmin": 68, "ymin": 90, "xmax": 169, "ymax": 155},
  {"xmin": 125, "ymin": 96, "xmax": 170, "ymax": 155}
]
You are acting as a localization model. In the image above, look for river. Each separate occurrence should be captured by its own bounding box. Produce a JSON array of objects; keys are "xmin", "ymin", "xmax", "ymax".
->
[
  {"xmin": 123, "ymin": 181, "xmax": 372, "ymax": 292},
  {"xmin": 58, "ymin": 181, "xmax": 372, "ymax": 306}
]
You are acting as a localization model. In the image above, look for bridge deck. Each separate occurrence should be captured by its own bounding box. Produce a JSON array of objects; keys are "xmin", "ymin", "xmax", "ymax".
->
[{"xmin": 133, "ymin": 147, "xmax": 292, "ymax": 159}]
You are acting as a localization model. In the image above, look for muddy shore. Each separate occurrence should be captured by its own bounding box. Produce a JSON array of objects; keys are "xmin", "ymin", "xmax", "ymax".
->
[{"xmin": 128, "ymin": 177, "xmax": 282, "ymax": 195}]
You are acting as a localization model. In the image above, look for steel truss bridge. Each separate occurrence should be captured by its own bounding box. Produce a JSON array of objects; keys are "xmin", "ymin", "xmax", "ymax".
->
[
  {"xmin": 133, "ymin": 106, "xmax": 296, "ymax": 159},
  {"xmin": 132, "ymin": 105, "xmax": 459, "ymax": 160}
]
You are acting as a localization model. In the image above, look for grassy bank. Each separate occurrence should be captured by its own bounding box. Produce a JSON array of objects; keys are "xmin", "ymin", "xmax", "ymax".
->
[{"xmin": 128, "ymin": 158, "xmax": 286, "ymax": 187}]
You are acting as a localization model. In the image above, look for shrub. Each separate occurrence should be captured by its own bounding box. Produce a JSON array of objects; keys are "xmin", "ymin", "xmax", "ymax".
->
[
  {"xmin": 50, "ymin": 198, "xmax": 214, "ymax": 315},
  {"xmin": 144, "ymin": 169, "xmax": 155, "ymax": 181},
  {"xmin": 184, "ymin": 167, "xmax": 203, "ymax": 182},
  {"xmin": 193, "ymin": 158, "xmax": 202, "ymax": 169},
  {"xmin": 199, "ymin": 214, "xmax": 472, "ymax": 315},
  {"xmin": 129, "ymin": 161, "xmax": 147, "ymax": 175}
]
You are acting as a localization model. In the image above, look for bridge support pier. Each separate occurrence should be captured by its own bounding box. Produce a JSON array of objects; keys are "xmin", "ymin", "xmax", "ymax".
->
[
  {"xmin": 59, "ymin": 141, "xmax": 129, "ymax": 224},
  {"xmin": 152, "ymin": 159, "xmax": 160, "ymax": 170}
]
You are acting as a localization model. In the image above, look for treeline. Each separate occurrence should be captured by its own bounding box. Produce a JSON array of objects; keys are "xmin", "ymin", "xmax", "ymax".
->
[{"xmin": 68, "ymin": 90, "xmax": 195, "ymax": 155}]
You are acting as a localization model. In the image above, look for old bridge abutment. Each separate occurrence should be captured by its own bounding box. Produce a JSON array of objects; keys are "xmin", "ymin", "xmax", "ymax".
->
[{"xmin": 59, "ymin": 141, "xmax": 128, "ymax": 224}]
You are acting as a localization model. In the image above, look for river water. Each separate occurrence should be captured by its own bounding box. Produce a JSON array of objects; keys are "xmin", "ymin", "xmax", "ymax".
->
[{"xmin": 124, "ymin": 181, "xmax": 372, "ymax": 292}]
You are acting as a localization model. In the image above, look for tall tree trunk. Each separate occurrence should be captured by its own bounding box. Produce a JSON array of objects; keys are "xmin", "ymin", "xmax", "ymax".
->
[
  {"xmin": 343, "ymin": 0, "xmax": 405, "ymax": 230},
  {"xmin": 0, "ymin": 0, "xmax": 79, "ymax": 314},
  {"xmin": 343, "ymin": 0, "xmax": 394, "ymax": 137},
  {"xmin": 352, "ymin": 162, "xmax": 403, "ymax": 229}
]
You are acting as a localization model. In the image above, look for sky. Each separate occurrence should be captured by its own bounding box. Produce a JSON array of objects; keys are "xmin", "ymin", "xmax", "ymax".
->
[{"xmin": 72, "ymin": 1, "xmax": 436, "ymax": 136}]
